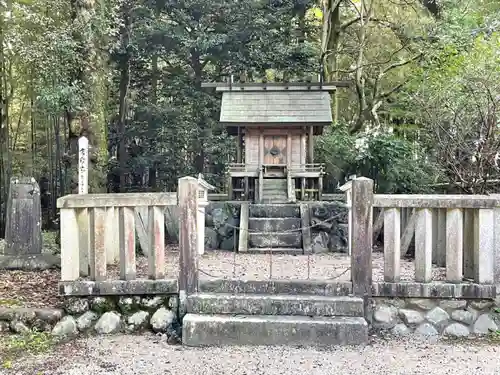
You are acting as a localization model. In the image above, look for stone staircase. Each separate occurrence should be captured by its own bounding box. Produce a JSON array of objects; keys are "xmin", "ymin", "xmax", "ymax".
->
[
  {"xmin": 182, "ymin": 293, "xmax": 368, "ymax": 346},
  {"xmin": 247, "ymin": 204, "xmax": 303, "ymax": 254},
  {"xmin": 261, "ymin": 178, "xmax": 288, "ymax": 203}
]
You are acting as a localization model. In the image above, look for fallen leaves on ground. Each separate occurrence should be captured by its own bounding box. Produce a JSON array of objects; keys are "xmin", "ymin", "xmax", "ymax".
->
[{"xmin": 0, "ymin": 269, "xmax": 62, "ymax": 308}]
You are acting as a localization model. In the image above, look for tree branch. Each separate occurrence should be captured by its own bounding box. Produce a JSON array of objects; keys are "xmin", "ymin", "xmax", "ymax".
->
[{"xmin": 381, "ymin": 53, "xmax": 423, "ymax": 75}]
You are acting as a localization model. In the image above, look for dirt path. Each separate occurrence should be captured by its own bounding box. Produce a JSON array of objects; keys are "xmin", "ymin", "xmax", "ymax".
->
[{"xmin": 3, "ymin": 335, "xmax": 500, "ymax": 375}]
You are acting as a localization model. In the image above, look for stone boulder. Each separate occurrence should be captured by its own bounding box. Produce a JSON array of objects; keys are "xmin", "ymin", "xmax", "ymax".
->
[
  {"xmin": 52, "ymin": 316, "xmax": 78, "ymax": 338},
  {"xmin": 150, "ymin": 307, "xmax": 175, "ymax": 333},
  {"xmin": 308, "ymin": 201, "xmax": 349, "ymax": 253},
  {"xmin": 94, "ymin": 312, "xmax": 121, "ymax": 334}
]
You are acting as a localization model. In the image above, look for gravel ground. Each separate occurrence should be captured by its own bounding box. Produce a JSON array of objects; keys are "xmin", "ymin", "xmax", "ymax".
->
[
  {"xmin": 105, "ymin": 249, "xmax": 445, "ymax": 282},
  {"xmin": 5, "ymin": 335, "xmax": 500, "ymax": 375},
  {"xmin": 1, "ymin": 248, "xmax": 445, "ymax": 308}
]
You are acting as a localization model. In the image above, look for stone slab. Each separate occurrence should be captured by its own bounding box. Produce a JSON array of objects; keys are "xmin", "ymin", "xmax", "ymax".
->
[
  {"xmin": 372, "ymin": 282, "xmax": 496, "ymax": 299},
  {"xmin": 182, "ymin": 314, "xmax": 368, "ymax": 347},
  {"xmin": 249, "ymin": 204, "xmax": 300, "ymax": 218},
  {"xmin": 248, "ymin": 232, "xmax": 302, "ymax": 248},
  {"xmin": 198, "ymin": 279, "xmax": 353, "ymax": 296},
  {"xmin": 57, "ymin": 192, "xmax": 177, "ymax": 209},
  {"xmin": 186, "ymin": 294, "xmax": 364, "ymax": 317},
  {"xmin": 248, "ymin": 218, "xmax": 301, "ymax": 232},
  {"xmin": 4, "ymin": 177, "xmax": 42, "ymax": 256},
  {"xmin": 0, "ymin": 254, "xmax": 60, "ymax": 271},
  {"xmin": 247, "ymin": 247, "xmax": 304, "ymax": 255},
  {"xmin": 59, "ymin": 279, "xmax": 178, "ymax": 296},
  {"xmin": 374, "ymin": 194, "xmax": 500, "ymax": 209}
]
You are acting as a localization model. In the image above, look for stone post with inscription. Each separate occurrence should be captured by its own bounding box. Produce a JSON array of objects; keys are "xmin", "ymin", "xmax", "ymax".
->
[{"xmin": 0, "ymin": 177, "xmax": 59, "ymax": 270}]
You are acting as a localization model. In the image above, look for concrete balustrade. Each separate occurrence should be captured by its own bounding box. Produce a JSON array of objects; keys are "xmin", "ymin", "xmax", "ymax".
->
[
  {"xmin": 376, "ymin": 195, "xmax": 500, "ymax": 286},
  {"xmin": 57, "ymin": 193, "xmax": 177, "ymax": 281}
]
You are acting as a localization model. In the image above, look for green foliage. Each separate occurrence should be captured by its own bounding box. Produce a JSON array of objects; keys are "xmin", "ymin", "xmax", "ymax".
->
[
  {"xmin": 0, "ymin": 329, "xmax": 54, "ymax": 367},
  {"xmin": 0, "ymin": 0, "xmax": 499, "ymax": 227},
  {"xmin": 316, "ymin": 126, "xmax": 440, "ymax": 193}
]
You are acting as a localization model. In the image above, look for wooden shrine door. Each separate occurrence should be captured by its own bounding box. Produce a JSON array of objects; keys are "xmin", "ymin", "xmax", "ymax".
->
[{"xmin": 263, "ymin": 135, "xmax": 287, "ymax": 165}]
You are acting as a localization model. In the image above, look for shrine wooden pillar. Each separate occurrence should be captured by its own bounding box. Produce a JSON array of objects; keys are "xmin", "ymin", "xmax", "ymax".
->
[
  {"xmin": 236, "ymin": 127, "xmax": 242, "ymax": 164},
  {"xmin": 308, "ymin": 125, "xmax": 314, "ymax": 163}
]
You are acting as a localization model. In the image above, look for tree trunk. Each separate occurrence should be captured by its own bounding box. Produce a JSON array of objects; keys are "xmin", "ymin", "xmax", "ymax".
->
[
  {"xmin": 191, "ymin": 49, "xmax": 205, "ymax": 174},
  {"xmin": 117, "ymin": 3, "xmax": 131, "ymax": 192}
]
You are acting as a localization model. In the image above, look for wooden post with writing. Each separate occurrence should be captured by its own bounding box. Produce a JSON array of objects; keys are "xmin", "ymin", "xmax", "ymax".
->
[
  {"xmin": 178, "ymin": 176, "xmax": 199, "ymax": 303},
  {"xmin": 77, "ymin": 136, "xmax": 90, "ymax": 276},
  {"xmin": 78, "ymin": 136, "xmax": 89, "ymax": 194},
  {"xmin": 350, "ymin": 177, "xmax": 374, "ymax": 298}
]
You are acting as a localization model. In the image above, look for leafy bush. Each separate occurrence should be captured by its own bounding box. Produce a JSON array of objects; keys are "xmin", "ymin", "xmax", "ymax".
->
[{"xmin": 316, "ymin": 126, "xmax": 441, "ymax": 193}]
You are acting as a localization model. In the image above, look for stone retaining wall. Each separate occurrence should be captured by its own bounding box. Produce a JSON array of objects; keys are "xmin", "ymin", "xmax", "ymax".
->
[
  {"xmin": 0, "ymin": 295, "xmax": 181, "ymax": 343},
  {"xmin": 308, "ymin": 202, "xmax": 348, "ymax": 253},
  {"xmin": 204, "ymin": 201, "xmax": 348, "ymax": 253},
  {"xmin": 371, "ymin": 297, "xmax": 500, "ymax": 338}
]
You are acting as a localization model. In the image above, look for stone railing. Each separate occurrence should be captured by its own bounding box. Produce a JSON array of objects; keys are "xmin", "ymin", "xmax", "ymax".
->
[
  {"xmin": 348, "ymin": 178, "xmax": 498, "ymax": 300},
  {"xmin": 57, "ymin": 193, "xmax": 177, "ymax": 282},
  {"xmin": 374, "ymin": 194, "xmax": 499, "ymax": 285}
]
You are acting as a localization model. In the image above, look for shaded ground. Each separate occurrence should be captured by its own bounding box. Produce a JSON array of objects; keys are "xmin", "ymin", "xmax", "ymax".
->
[
  {"xmin": 0, "ymin": 247, "xmax": 446, "ymax": 308},
  {"xmin": 2, "ymin": 334, "xmax": 500, "ymax": 375}
]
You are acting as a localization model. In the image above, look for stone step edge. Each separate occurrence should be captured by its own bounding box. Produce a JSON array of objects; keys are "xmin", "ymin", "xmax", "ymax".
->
[
  {"xmin": 248, "ymin": 217, "xmax": 301, "ymax": 221},
  {"xmin": 248, "ymin": 232, "xmax": 302, "ymax": 236},
  {"xmin": 247, "ymin": 247, "xmax": 304, "ymax": 254},
  {"xmin": 186, "ymin": 293, "xmax": 364, "ymax": 316},
  {"xmin": 187, "ymin": 293, "xmax": 363, "ymax": 305},
  {"xmin": 182, "ymin": 314, "xmax": 369, "ymax": 347}
]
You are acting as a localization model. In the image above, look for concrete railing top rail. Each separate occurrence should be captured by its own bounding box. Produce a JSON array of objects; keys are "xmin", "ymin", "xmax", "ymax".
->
[
  {"xmin": 374, "ymin": 194, "xmax": 500, "ymax": 208},
  {"xmin": 57, "ymin": 192, "xmax": 178, "ymax": 209}
]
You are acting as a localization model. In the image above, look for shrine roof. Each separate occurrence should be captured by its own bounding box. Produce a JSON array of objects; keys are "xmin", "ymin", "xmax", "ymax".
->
[{"xmin": 202, "ymin": 82, "xmax": 344, "ymax": 127}]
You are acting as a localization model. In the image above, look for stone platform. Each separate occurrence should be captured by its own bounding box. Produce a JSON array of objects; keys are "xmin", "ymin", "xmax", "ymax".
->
[{"xmin": 182, "ymin": 293, "xmax": 368, "ymax": 347}]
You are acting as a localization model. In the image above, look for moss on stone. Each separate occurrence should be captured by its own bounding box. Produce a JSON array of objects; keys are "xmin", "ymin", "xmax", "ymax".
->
[
  {"xmin": 90, "ymin": 297, "xmax": 117, "ymax": 314},
  {"xmin": 0, "ymin": 299, "xmax": 22, "ymax": 307}
]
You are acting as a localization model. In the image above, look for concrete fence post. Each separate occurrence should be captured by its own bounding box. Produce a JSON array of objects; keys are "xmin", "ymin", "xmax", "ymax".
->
[
  {"xmin": 178, "ymin": 177, "xmax": 199, "ymax": 304},
  {"xmin": 350, "ymin": 177, "xmax": 374, "ymax": 298}
]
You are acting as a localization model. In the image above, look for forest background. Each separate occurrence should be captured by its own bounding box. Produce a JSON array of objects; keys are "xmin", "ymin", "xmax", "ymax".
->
[{"xmin": 0, "ymin": 0, "xmax": 498, "ymax": 234}]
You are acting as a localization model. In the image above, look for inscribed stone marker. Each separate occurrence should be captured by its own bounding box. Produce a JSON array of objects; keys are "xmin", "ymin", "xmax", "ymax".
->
[
  {"xmin": 4, "ymin": 177, "xmax": 42, "ymax": 255},
  {"xmin": 0, "ymin": 177, "xmax": 59, "ymax": 270}
]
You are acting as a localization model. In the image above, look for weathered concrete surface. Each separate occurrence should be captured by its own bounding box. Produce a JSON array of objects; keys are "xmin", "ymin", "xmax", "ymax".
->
[
  {"xmin": 182, "ymin": 314, "xmax": 368, "ymax": 347},
  {"xmin": 248, "ymin": 217, "xmax": 301, "ymax": 232},
  {"xmin": 198, "ymin": 279, "xmax": 353, "ymax": 296},
  {"xmin": 4, "ymin": 177, "xmax": 42, "ymax": 256},
  {"xmin": 371, "ymin": 282, "xmax": 496, "ymax": 299},
  {"xmin": 186, "ymin": 294, "xmax": 364, "ymax": 317},
  {"xmin": 374, "ymin": 194, "xmax": 500, "ymax": 208},
  {"xmin": 0, "ymin": 253, "xmax": 60, "ymax": 270},
  {"xmin": 248, "ymin": 232, "xmax": 302, "ymax": 248},
  {"xmin": 58, "ymin": 279, "xmax": 178, "ymax": 296},
  {"xmin": 249, "ymin": 204, "xmax": 300, "ymax": 218},
  {"xmin": 246, "ymin": 247, "xmax": 304, "ymax": 254},
  {"xmin": 57, "ymin": 192, "xmax": 178, "ymax": 208}
]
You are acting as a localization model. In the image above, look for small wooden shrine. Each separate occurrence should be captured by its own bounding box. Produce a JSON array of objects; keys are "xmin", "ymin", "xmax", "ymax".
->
[{"xmin": 203, "ymin": 82, "xmax": 338, "ymax": 203}]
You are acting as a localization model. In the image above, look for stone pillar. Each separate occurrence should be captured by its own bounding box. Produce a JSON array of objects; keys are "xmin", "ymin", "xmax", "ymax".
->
[
  {"xmin": 338, "ymin": 181, "xmax": 353, "ymax": 256},
  {"xmin": 0, "ymin": 177, "xmax": 59, "ymax": 270},
  {"xmin": 179, "ymin": 177, "xmax": 199, "ymax": 298},
  {"xmin": 197, "ymin": 203, "xmax": 207, "ymax": 256},
  {"xmin": 197, "ymin": 175, "xmax": 215, "ymax": 256},
  {"xmin": 350, "ymin": 177, "xmax": 374, "ymax": 297}
]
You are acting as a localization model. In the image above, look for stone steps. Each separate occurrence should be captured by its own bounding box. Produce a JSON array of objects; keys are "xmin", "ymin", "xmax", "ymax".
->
[
  {"xmin": 248, "ymin": 217, "xmax": 300, "ymax": 232},
  {"xmin": 260, "ymin": 198, "xmax": 288, "ymax": 204},
  {"xmin": 248, "ymin": 231, "xmax": 302, "ymax": 248},
  {"xmin": 247, "ymin": 247, "xmax": 304, "ymax": 254},
  {"xmin": 249, "ymin": 204, "xmax": 300, "ymax": 218},
  {"xmin": 182, "ymin": 314, "xmax": 368, "ymax": 347},
  {"xmin": 186, "ymin": 294, "xmax": 364, "ymax": 317},
  {"xmin": 261, "ymin": 178, "xmax": 288, "ymax": 203}
]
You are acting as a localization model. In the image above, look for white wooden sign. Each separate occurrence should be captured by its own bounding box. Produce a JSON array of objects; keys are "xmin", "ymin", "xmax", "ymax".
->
[{"xmin": 78, "ymin": 136, "xmax": 89, "ymax": 194}]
